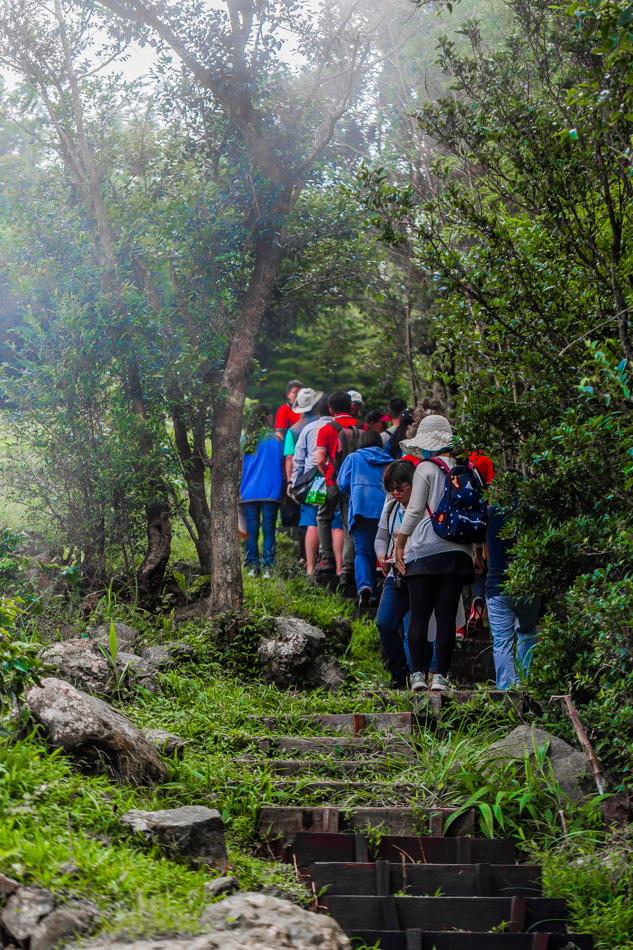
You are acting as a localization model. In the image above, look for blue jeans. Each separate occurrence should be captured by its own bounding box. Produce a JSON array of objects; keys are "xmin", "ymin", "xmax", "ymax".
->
[
  {"xmin": 376, "ymin": 575, "xmax": 410, "ymax": 682},
  {"xmin": 487, "ymin": 594, "xmax": 540, "ymax": 689},
  {"xmin": 351, "ymin": 516, "xmax": 379, "ymax": 594},
  {"xmin": 243, "ymin": 501, "xmax": 279, "ymax": 570}
]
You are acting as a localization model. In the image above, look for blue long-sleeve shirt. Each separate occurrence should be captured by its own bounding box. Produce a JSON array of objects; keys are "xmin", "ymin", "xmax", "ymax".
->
[
  {"xmin": 240, "ymin": 434, "xmax": 283, "ymax": 503},
  {"xmin": 337, "ymin": 446, "xmax": 394, "ymax": 529}
]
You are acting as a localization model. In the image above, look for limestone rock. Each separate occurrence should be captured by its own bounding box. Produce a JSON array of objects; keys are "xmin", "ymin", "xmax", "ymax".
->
[
  {"xmin": 199, "ymin": 892, "xmax": 350, "ymax": 948},
  {"xmin": 26, "ymin": 678, "xmax": 167, "ymax": 784},
  {"xmin": 166, "ymin": 641, "xmax": 196, "ymax": 662},
  {"xmin": 30, "ymin": 900, "xmax": 99, "ymax": 950},
  {"xmin": 0, "ymin": 872, "xmax": 19, "ymax": 895},
  {"xmin": 324, "ymin": 616, "xmax": 353, "ymax": 655},
  {"xmin": 1, "ymin": 886, "xmax": 54, "ymax": 941},
  {"xmin": 204, "ymin": 875, "xmax": 239, "ymax": 898},
  {"xmin": 486, "ymin": 725, "xmax": 594, "ymax": 801},
  {"xmin": 304, "ymin": 655, "xmax": 346, "ymax": 691},
  {"xmin": 41, "ymin": 639, "xmax": 113, "ymax": 695},
  {"xmin": 257, "ymin": 617, "xmax": 325, "ymax": 689},
  {"xmin": 121, "ymin": 805, "xmax": 226, "ymax": 865},
  {"xmin": 141, "ymin": 645, "xmax": 175, "ymax": 671},
  {"xmin": 144, "ymin": 728, "xmax": 186, "ymax": 758},
  {"xmin": 116, "ymin": 652, "xmax": 158, "ymax": 691},
  {"xmin": 87, "ymin": 622, "xmax": 138, "ymax": 651}
]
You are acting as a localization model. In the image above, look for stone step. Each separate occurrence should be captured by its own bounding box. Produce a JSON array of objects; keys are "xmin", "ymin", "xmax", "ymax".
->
[
  {"xmin": 256, "ymin": 735, "xmax": 416, "ymax": 757},
  {"xmin": 233, "ymin": 758, "xmax": 405, "ymax": 776},
  {"xmin": 259, "ymin": 805, "xmax": 475, "ymax": 839}
]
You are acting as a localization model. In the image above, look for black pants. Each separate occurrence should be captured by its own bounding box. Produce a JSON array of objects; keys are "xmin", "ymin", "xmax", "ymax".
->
[{"xmin": 407, "ymin": 573, "xmax": 465, "ymax": 677}]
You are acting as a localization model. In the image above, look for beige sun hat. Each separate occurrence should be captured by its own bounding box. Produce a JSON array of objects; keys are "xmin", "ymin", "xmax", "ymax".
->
[
  {"xmin": 399, "ymin": 414, "xmax": 453, "ymax": 458},
  {"xmin": 293, "ymin": 387, "xmax": 324, "ymax": 413}
]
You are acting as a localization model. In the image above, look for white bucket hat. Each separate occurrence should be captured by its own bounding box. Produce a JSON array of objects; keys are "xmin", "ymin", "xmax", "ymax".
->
[
  {"xmin": 293, "ymin": 387, "xmax": 323, "ymax": 413},
  {"xmin": 347, "ymin": 389, "xmax": 364, "ymax": 404},
  {"xmin": 399, "ymin": 414, "xmax": 453, "ymax": 458}
]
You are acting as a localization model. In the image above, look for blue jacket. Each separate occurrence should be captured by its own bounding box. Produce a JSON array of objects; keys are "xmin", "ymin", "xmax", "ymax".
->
[
  {"xmin": 337, "ymin": 446, "xmax": 394, "ymax": 528},
  {"xmin": 240, "ymin": 435, "xmax": 283, "ymax": 503}
]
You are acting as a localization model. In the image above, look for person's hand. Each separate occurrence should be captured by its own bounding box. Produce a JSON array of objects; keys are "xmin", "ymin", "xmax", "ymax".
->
[
  {"xmin": 474, "ymin": 549, "xmax": 485, "ymax": 574},
  {"xmin": 379, "ymin": 556, "xmax": 391, "ymax": 576},
  {"xmin": 394, "ymin": 534, "xmax": 407, "ymax": 576},
  {"xmin": 287, "ymin": 482, "xmax": 295, "ymax": 498}
]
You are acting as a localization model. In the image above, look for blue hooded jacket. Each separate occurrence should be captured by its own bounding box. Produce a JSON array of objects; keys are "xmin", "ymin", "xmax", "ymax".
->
[
  {"xmin": 240, "ymin": 435, "xmax": 283, "ymax": 503},
  {"xmin": 337, "ymin": 446, "xmax": 394, "ymax": 528}
]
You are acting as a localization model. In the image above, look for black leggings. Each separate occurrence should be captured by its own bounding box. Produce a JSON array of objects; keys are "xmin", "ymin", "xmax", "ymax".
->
[{"xmin": 407, "ymin": 573, "xmax": 466, "ymax": 677}]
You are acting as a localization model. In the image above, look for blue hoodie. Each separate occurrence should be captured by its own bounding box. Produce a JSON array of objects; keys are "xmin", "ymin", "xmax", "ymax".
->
[
  {"xmin": 337, "ymin": 446, "xmax": 394, "ymax": 528},
  {"xmin": 240, "ymin": 435, "xmax": 283, "ymax": 503}
]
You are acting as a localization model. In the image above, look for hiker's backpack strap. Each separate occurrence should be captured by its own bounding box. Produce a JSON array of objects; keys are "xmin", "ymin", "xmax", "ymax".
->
[{"xmin": 427, "ymin": 455, "xmax": 452, "ymax": 474}]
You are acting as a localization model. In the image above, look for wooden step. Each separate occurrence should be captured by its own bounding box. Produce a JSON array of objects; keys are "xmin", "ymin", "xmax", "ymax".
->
[
  {"xmin": 345, "ymin": 932, "xmax": 593, "ymax": 950},
  {"xmin": 268, "ymin": 779, "xmax": 422, "ymax": 798},
  {"xmin": 306, "ymin": 861, "xmax": 542, "ymax": 897},
  {"xmin": 321, "ymin": 895, "xmax": 569, "ymax": 933},
  {"xmin": 234, "ymin": 758, "xmax": 402, "ymax": 776},
  {"xmin": 282, "ymin": 832, "xmax": 515, "ymax": 867},
  {"xmin": 259, "ymin": 805, "xmax": 475, "ymax": 840},
  {"xmin": 259, "ymin": 712, "xmax": 415, "ymax": 736},
  {"xmin": 256, "ymin": 736, "xmax": 416, "ymax": 757}
]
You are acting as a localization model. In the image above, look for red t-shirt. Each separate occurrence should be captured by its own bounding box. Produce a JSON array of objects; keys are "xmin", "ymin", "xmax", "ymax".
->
[
  {"xmin": 275, "ymin": 403, "xmax": 301, "ymax": 431},
  {"xmin": 316, "ymin": 414, "xmax": 365, "ymax": 485},
  {"xmin": 469, "ymin": 452, "xmax": 495, "ymax": 486}
]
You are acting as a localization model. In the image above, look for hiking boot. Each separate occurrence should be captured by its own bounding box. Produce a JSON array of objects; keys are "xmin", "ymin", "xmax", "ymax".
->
[
  {"xmin": 314, "ymin": 558, "xmax": 336, "ymax": 574},
  {"xmin": 466, "ymin": 598, "xmax": 485, "ymax": 637},
  {"xmin": 410, "ymin": 672, "xmax": 427, "ymax": 692},
  {"xmin": 430, "ymin": 673, "xmax": 450, "ymax": 691},
  {"xmin": 358, "ymin": 587, "xmax": 372, "ymax": 608}
]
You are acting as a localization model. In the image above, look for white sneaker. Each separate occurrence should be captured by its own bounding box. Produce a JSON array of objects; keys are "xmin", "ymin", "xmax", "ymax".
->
[
  {"xmin": 262, "ymin": 571, "xmax": 271, "ymax": 579},
  {"xmin": 411, "ymin": 672, "xmax": 427, "ymax": 692},
  {"xmin": 430, "ymin": 674, "xmax": 450, "ymax": 691}
]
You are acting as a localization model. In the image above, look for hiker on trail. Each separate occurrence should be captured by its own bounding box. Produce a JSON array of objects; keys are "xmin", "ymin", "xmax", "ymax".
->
[
  {"xmin": 347, "ymin": 389, "xmax": 365, "ymax": 420},
  {"xmin": 393, "ymin": 415, "xmax": 485, "ymax": 691},
  {"xmin": 387, "ymin": 407, "xmax": 414, "ymax": 459},
  {"xmin": 485, "ymin": 498, "xmax": 541, "ymax": 689},
  {"xmin": 337, "ymin": 429, "xmax": 393, "ymax": 606},
  {"xmin": 366, "ymin": 409, "xmax": 390, "ymax": 448},
  {"xmin": 386, "ymin": 396, "xmax": 407, "ymax": 436},
  {"xmin": 274, "ymin": 378, "xmax": 304, "ymax": 434},
  {"xmin": 314, "ymin": 390, "xmax": 366, "ymax": 584},
  {"xmin": 283, "ymin": 387, "xmax": 323, "ymax": 486},
  {"xmin": 287, "ymin": 389, "xmax": 327, "ymax": 574},
  {"xmin": 240, "ymin": 404, "xmax": 283, "ymax": 578},
  {"xmin": 466, "ymin": 451, "xmax": 496, "ymax": 638}
]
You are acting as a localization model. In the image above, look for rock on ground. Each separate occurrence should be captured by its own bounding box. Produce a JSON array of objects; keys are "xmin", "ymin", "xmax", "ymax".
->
[
  {"xmin": 81, "ymin": 892, "xmax": 350, "ymax": 950},
  {"xmin": 116, "ymin": 652, "xmax": 158, "ymax": 691},
  {"xmin": 143, "ymin": 728, "xmax": 186, "ymax": 758},
  {"xmin": 30, "ymin": 901, "xmax": 99, "ymax": 950},
  {"xmin": 203, "ymin": 875, "xmax": 239, "ymax": 898},
  {"xmin": 87, "ymin": 622, "xmax": 138, "ymax": 651},
  {"xmin": 1, "ymin": 885, "xmax": 98, "ymax": 949},
  {"xmin": 41, "ymin": 639, "xmax": 113, "ymax": 695},
  {"xmin": 486, "ymin": 724, "xmax": 594, "ymax": 801},
  {"xmin": 257, "ymin": 617, "xmax": 326, "ymax": 689},
  {"xmin": 1, "ymin": 886, "xmax": 54, "ymax": 941},
  {"xmin": 121, "ymin": 805, "xmax": 226, "ymax": 865},
  {"xmin": 26, "ymin": 678, "xmax": 167, "ymax": 784},
  {"xmin": 141, "ymin": 642, "xmax": 196, "ymax": 671},
  {"xmin": 323, "ymin": 616, "xmax": 353, "ymax": 656},
  {"xmin": 304, "ymin": 655, "xmax": 346, "ymax": 690}
]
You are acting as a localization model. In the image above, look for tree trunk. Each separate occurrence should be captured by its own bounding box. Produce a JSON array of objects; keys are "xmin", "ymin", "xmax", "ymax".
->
[
  {"xmin": 172, "ymin": 406, "xmax": 212, "ymax": 573},
  {"xmin": 206, "ymin": 224, "xmax": 290, "ymax": 614},
  {"xmin": 138, "ymin": 499, "xmax": 172, "ymax": 598}
]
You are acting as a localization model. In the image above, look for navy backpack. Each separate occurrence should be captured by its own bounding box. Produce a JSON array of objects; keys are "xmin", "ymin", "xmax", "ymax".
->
[{"xmin": 425, "ymin": 457, "xmax": 488, "ymax": 544}]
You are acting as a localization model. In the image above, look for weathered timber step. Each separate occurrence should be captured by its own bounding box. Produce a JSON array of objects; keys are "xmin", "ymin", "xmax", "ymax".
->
[
  {"xmin": 307, "ymin": 861, "xmax": 541, "ymax": 897},
  {"xmin": 257, "ymin": 736, "xmax": 416, "ymax": 757},
  {"xmin": 269, "ymin": 779, "xmax": 423, "ymax": 799},
  {"xmin": 234, "ymin": 758, "xmax": 403, "ymax": 776},
  {"xmin": 257, "ymin": 712, "xmax": 416, "ymax": 736},
  {"xmin": 282, "ymin": 832, "xmax": 515, "ymax": 867},
  {"xmin": 259, "ymin": 805, "xmax": 475, "ymax": 840},
  {"xmin": 347, "ymin": 931, "xmax": 593, "ymax": 950},
  {"xmin": 321, "ymin": 895, "xmax": 569, "ymax": 934}
]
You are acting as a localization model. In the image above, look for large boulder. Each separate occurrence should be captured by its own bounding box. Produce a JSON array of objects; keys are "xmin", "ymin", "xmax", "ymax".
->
[
  {"xmin": 257, "ymin": 617, "xmax": 326, "ymax": 689},
  {"xmin": 87, "ymin": 622, "xmax": 138, "ymax": 651},
  {"xmin": 304, "ymin": 655, "xmax": 346, "ymax": 691},
  {"xmin": 486, "ymin": 725, "xmax": 594, "ymax": 801},
  {"xmin": 41, "ymin": 639, "xmax": 113, "ymax": 695},
  {"xmin": 26, "ymin": 678, "xmax": 167, "ymax": 784},
  {"xmin": 80, "ymin": 892, "xmax": 350, "ymax": 949},
  {"xmin": 1, "ymin": 886, "xmax": 97, "ymax": 949},
  {"xmin": 1, "ymin": 886, "xmax": 54, "ymax": 941},
  {"xmin": 121, "ymin": 806, "xmax": 226, "ymax": 866}
]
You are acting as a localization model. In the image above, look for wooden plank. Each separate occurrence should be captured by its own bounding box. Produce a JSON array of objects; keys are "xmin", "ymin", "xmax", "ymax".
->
[
  {"xmin": 232, "ymin": 758, "xmax": 400, "ymax": 775},
  {"xmin": 282, "ymin": 832, "xmax": 516, "ymax": 867},
  {"xmin": 323, "ymin": 896, "xmax": 568, "ymax": 934},
  {"xmin": 270, "ymin": 779, "xmax": 422, "ymax": 796},
  {"xmin": 257, "ymin": 736, "xmax": 416, "ymax": 756},
  {"xmin": 348, "ymin": 933, "xmax": 556, "ymax": 949},
  {"xmin": 257, "ymin": 713, "xmax": 413, "ymax": 735},
  {"xmin": 261, "ymin": 805, "xmax": 471, "ymax": 838},
  {"xmin": 344, "ymin": 807, "xmax": 475, "ymax": 837},
  {"xmin": 306, "ymin": 862, "xmax": 542, "ymax": 898}
]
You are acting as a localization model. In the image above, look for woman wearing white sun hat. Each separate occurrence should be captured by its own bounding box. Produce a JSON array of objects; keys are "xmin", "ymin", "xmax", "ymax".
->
[{"xmin": 393, "ymin": 415, "xmax": 483, "ymax": 692}]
